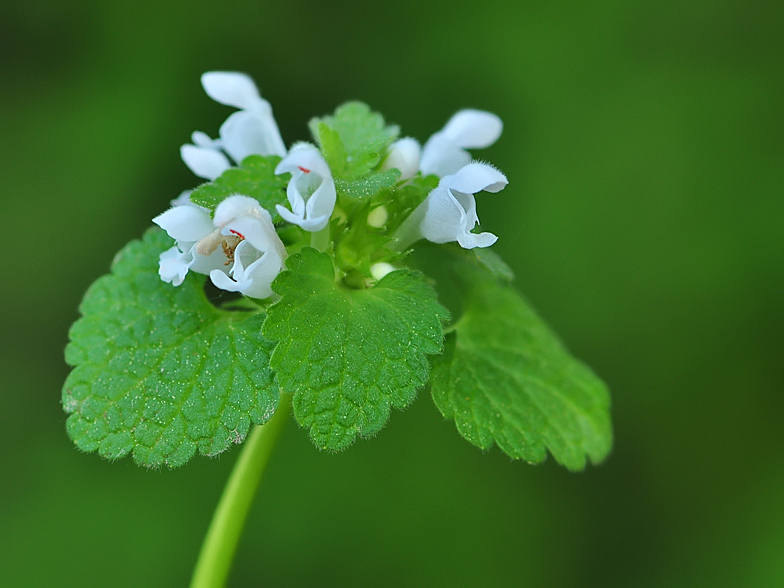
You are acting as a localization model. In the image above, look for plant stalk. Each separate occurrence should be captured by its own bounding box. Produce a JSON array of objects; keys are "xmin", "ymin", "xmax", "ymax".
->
[
  {"xmin": 189, "ymin": 393, "xmax": 291, "ymax": 588},
  {"xmin": 310, "ymin": 225, "xmax": 331, "ymax": 251}
]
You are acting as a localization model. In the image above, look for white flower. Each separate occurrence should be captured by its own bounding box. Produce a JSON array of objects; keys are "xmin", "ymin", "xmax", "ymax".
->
[
  {"xmin": 181, "ymin": 72, "xmax": 287, "ymax": 180},
  {"xmin": 421, "ymin": 110, "xmax": 502, "ymax": 178},
  {"xmin": 381, "ymin": 110, "xmax": 502, "ymax": 180},
  {"xmin": 381, "ymin": 137, "xmax": 421, "ymax": 181},
  {"xmin": 153, "ymin": 201, "xmax": 228, "ymax": 286},
  {"xmin": 153, "ymin": 195, "xmax": 287, "ymax": 299},
  {"xmin": 393, "ymin": 162, "xmax": 508, "ymax": 250},
  {"xmin": 274, "ymin": 143, "xmax": 336, "ymax": 232},
  {"xmin": 208, "ymin": 196, "xmax": 287, "ymax": 299}
]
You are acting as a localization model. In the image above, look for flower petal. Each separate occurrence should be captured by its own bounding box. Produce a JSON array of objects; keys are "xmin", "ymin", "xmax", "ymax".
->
[
  {"xmin": 456, "ymin": 230, "xmax": 498, "ymax": 249},
  {"xmin": 382, "ymin": 137, "xmax": 421, "ymax": 180},
  {"xmin": 237, "ymin": 242, "xmax": 285, "ymax": 299},
  {"xmin": 275, "ymin": 204, "xmax": 304, "ymax": 226},
  {"xmin": 210, "ymin": 267, "xmax": 246, "ymax": 293},
  {"xmin": 418, "ymin": 188, "xmax": 468, "ymax": 244},
  {"xmin": 188, "ymin": 245, "xmax": 230, "ymax": 276},
  {"xmin": 153, "ymin": 205, "xmax": 214, "ymax": 242},
  {"xmin": 219, "ymin": 109, "xmax": 286, "ymax": 162},
  {"xmin": 169, "ymin": 190, "xmax": 193, "ymax": 207},
  {"xmin": 201, "ymin": 71, "xmax": 261, "ymax": 110},
  {"xmin": 180, "ymin": 144, "xmax": 231, "ymax": 180},
  {"xmin": 285, "ymin": 173, "xmax": 307, "ymax": 216},
  {"xmin": 304, "ymin": 178, "xmax": 336, "ymax": 224},
  {"xmin": 213, "ymin": 195, "xmax": 260, "ymax": 228},
  {"xmin": 158, "ymin": 246, "xmax": 192, "ymax": 286},
  {"xmin": 209, "ymin": 232, "xmax": 285, "ymax": 300},
  {"xmin": 274, "ymin": 143, "xmax": 331, "ymax": 177},
  {"xmin": 295, "ymin": 213, "xmax": 332, "ymax": 232},
  {"xmin": 446, "ymin": 162, "xmax": 508, "ymax": 194},
  {"xmin": 419, "ymin": 110, "xmax": 503, "ymax": 177},
  {"xmin": 191, "ymin": 131, "xmax": 221, "ymax": 149},
  {"xmin": 441, "ymin": 110, "xmax": 503, "ymax": 149},
  {"xmin": 451, "ymin": 191, "xmax": 479, "ymax": 228},
  {"xmin": 275, "ymin": 144, "xmax": 335, "ymax": 232},
  {"xmin": 221, "ymin": 211, "xmax": 277, "ymax": 253},
  {"xmin": 419, "ymin": 133, "xmax": 471, "ymax": 178}
]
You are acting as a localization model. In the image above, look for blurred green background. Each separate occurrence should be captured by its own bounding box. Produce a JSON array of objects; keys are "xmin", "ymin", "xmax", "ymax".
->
[{"xmin": 2, "ymin": 0, "xmax": 782, "ymax": 586}]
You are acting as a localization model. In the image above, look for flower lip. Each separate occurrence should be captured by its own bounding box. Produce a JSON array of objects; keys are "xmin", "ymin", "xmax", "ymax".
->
[
  {"xmin": 180, "ymin": 144, "xmax": 231, "ymax": 180},
  {"xmin": 201, "ymin": 72, "xmax": 262, "ymax": 111},
  {"xmin": 393, "ymin": 161, "xmax": 507, "ymax": 251},
  {"xmin": 274, "ymin": 144, "xmax": 336, "ymax": 232},
  {"xmin": 153, "ymin": 204, "xmax": 215, "ymax": 243},
  {"xmin": 274, "ymin": 142, "xmax": 331, "ymax": 178},
  {"xmin": 419, "ymin": 109, "xmax": 503, "ymax": 178},
  {"xmin": 213, "ymin": 195, "xmax": 262, "ymax": 228},
  {"xmin": 446, "ymin": 162, "xmax": 508, "ymax": 194},
  {"xmin": 440, "ymin": 110, "xmax": 502, "ymax": 149}
]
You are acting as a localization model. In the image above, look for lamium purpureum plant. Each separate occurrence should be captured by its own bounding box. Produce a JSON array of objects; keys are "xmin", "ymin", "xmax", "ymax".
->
[{"xmin": 63, "ymin": 71, "xmax": 613, "ymax": 588}]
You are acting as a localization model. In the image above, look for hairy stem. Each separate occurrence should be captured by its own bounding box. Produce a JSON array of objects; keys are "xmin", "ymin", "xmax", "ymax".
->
[{"xmin": 189, "ymin": 393, "xmax": 292, "ymax": 588}]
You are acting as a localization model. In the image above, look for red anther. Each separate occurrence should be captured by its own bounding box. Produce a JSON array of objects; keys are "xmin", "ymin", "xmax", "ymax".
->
[
  {"xmin": 229, "ymin": 230, "xmax": 245, "ymax": 239},
  {"xmin": 297, "ymin": 166, "xmax": 311, "ymax": 173}
]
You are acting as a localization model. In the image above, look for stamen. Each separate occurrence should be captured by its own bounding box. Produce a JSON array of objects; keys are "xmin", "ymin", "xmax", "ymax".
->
[
  {"xmin": 297, "ymin": 166, "xmax": 310, "ymax": 174},
  {"xmin": 221, "ymin": 234, "xmax": 243, "ymax": 265},
  {"xmin": 222, "ymin": 242, "xmax": 234, "ymax": 265}
]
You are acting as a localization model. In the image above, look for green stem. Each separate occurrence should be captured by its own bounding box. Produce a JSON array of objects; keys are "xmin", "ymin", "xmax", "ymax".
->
[
  {"xmin": 189, "ymin": 393, "xmax": 292, "ymax": 588},
  {"xmin": 310, "ymin": 225, "xmax": 331, "ymax": 251}
]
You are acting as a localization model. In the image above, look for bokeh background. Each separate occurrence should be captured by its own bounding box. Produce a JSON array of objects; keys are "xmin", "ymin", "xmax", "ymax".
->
[{"xmin": 2, "ymin": 1, "xmax": 782, "ymax": 586}]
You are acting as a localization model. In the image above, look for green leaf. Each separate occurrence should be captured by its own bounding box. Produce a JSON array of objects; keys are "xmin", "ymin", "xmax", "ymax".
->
[
  {"xmin": 334, "ymin": 168, "xmax": 400, "ymax": 203},
  {"xmin": 430, "ymin": 261, "xmax": 612, "ymax": 471},
  {"xmin": 263, "ymin": 248, "xmax": 449, "ymax": 451},
  {"xmin": 189, "ymin": 155, "xmax": 287, "ymax": 216},
  {"xmin": 62, "ymin": 228, "xmax": 279, "ymax": 468},
  {"xmin": 309, "ymin": 102, "xmax": 399, "ymax": 179}
]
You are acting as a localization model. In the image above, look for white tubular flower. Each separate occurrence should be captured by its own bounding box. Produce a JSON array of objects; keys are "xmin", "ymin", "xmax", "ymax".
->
[
  {"xmin": 153, "ymin": 195, "xmax": 286, "ymax": 299},
  {"xmin": 274, "ymin": 143, "xmax": 336, "ymax": 232},
  {"xmin": 419, "ymin": 110, "xmax": 502, "ymax": 178},
  {"xmin": 208, "ymin": 196, "xmax": 287, "ymax": 299},
  {"xmin": 180, "ymin": 72, "xmax": 286, "ymax": 179},
  {"xmin": 153, "ymin": 203, "xmax": 228, "ymax": 286},
  {"xmin": 394, "ymin": 162, "xmax": 508, "ymax": 250},
  {"xmin": 382, "ymin": 137, "xmax": 421, "ymax": 181},
  {"xmin": 202, "ymin": 72, "xmax": 287, "ymax": 162}
]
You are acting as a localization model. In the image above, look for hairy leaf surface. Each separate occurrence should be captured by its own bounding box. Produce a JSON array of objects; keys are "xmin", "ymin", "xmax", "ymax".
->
[
  {"xmin": 264, "ymin": 248, "xmax": 448, "ymax": 451},
  {"xmin": 431, "ymin": 261, "xmax": 612, "ymax": 470},
  {"xmin": 310, "ymin": 102, "xmax": 398, "ymax": 180},
  {"xmin": 63, "ymin": 229, "xmax": 279, "ymax": 468}
]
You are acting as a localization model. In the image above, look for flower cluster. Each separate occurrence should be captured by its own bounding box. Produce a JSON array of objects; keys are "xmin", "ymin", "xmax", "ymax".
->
[{"xmin": 153, "ymin": 72, "xmax": 509, "ymax": 299}]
